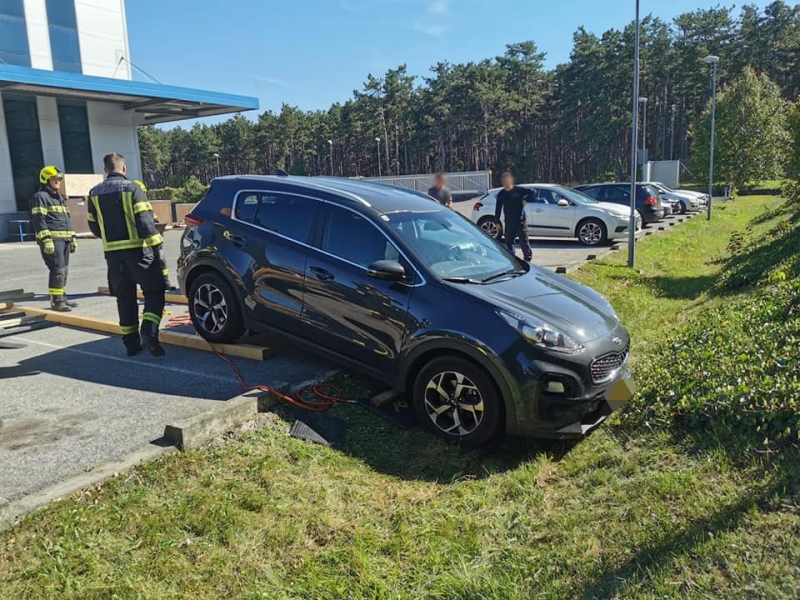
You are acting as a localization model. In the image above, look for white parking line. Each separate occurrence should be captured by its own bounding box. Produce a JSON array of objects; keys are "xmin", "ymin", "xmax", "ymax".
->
[{"xmin": 15, "ymin": 337, "xmax": 238, "ymax": 385}]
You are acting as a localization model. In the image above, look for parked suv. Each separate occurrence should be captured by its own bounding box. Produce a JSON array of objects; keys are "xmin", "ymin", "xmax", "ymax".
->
[
  {"xmin": 178, "ymin": 176, "xmax": 634, "ymax": 445},
  {"xmin": 470, "ymin": 184, "xmax": 640, "ymax": 247},
  {"xmin": 574, "ymin": 183, "xmax": 667, "ymax": 224}
]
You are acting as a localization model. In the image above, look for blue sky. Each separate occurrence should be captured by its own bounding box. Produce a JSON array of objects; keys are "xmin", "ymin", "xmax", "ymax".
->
[{"xmin": 127, "ymin": 0, "xmax": 764, "ymax": 116}]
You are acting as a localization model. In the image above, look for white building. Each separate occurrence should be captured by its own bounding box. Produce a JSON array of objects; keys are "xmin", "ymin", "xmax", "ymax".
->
[{"xmin": 0, "ymin": 0, "xmax": 258, "ymax": 239}]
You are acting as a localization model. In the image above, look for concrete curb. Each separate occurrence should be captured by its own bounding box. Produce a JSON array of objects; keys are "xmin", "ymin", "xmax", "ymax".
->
[{"xmin": 0, "ymin": 444, "xmax": 174, "ymax": 533}]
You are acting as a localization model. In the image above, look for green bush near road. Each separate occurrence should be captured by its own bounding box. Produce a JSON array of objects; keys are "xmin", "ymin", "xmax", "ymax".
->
[
  {"xmin": 1, "ymin": 196, "xmax": 799, "ymax": 599},
  {"xmin": 149, "ymin": 176, "xmax": 209, "ymax": 204}
]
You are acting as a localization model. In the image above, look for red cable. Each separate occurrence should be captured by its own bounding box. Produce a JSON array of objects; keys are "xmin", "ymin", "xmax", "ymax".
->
[{"xmin": 166, "ymin": 315, "xmax": 347, "ymax": 412}]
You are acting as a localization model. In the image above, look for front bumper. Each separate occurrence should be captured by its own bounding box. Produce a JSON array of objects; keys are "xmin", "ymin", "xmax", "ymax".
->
[{"xmin": 609, "ymin": 215, "xmax": 641, "ymax": 238}]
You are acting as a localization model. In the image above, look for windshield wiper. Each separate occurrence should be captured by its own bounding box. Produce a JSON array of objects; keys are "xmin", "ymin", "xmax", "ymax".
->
[
  {"xmin": 481, "ymin": 269, "xmax": 526, "ymax": 283},
  {"xmin": 442, "ymin": 277, "xmax": 483, "ymax": 284}
]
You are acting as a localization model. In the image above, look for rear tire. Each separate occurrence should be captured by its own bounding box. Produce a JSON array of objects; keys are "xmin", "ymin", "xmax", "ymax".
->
[
  {"xmin": 188, "ymin": 272, "xmax": 245, "ymax": 343},
  {"xmin": 412, "ymin": 356, "xmax": 502, "ymax": 447},
  {"xmin": 678, "ymin": 201, "xmax": 688, "ymax": 215},
  {"xmin": 576, "ymin": 218, "xmax": 607, "ymax": 246}
]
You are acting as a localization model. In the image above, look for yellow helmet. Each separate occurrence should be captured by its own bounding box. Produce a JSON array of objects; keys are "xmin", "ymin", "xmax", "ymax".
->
[
  {"xmin": 134, "ymin": 180, "xmax": 148, "ymax": 193},
  {"xmin": 40, "ymin": 166, "xmax": 64, "ymax": 185}
]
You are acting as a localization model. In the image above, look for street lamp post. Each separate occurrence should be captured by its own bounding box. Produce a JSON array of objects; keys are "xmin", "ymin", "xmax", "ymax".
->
[
  {"xmin": 327, "ymin": 139, "xmax": 334, "ymax": 176},
  {"xmin": 628, "ymin": 0, "xmax": 641, "ymax": 268},
  {"xmin": 212, "ymin": 153, "xmax": 220, "ymax": 178},
  {"xmin": 375, "ymin": 137, "xmax": 382, "ymax": 177},
  {"xmin": 669, "ymin": 103, "xmax": 677, "ymax": 160},
  {"xmin": 704, "ymin": 55, "xmax": 719, "ymax": 221},
  {"xmin": 639, "ymin": 97, "xmax": 648, "ymax": 159}
]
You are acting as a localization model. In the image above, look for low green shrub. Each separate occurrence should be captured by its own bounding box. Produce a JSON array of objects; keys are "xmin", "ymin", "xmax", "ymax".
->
[{"xmin": 149, "ymin": 177, "xmax": 209, "ymax": 204}]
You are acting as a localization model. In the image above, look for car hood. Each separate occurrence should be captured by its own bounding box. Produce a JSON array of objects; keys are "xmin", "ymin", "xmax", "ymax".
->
[
  {"xmin": 458, "ymin": 267, "xmax": 620, "ymax": 343},
  {"xmin": 594, "ymin": 202, "xmax": 633, "ymax": 215}
]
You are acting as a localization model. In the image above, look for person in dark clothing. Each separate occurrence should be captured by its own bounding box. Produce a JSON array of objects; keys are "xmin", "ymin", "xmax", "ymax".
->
[
  {"xmin": 494, "ymin": 171, "xmax": 533, "ymax": 261},
  {"xmin": 88, "ymin": 153, "xmax": 167, "ymax": 357},
  {"xmin": 30, "ymin": 166, "xmax": 78, "ymax": 312},
  {"xmin": 427, "ymin": 172, "xmax": 453, "ymax": 207},
  {"xmin": 134, "ymin": 179, "xmax": 174, "ymax": 289}
]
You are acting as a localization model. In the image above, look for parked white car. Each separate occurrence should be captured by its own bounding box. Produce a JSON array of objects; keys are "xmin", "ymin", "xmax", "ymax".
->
[
  {"xmin": 471, "ymin": 184, "xmax": 641, "ymax": 247},
  {"xmin": 648, "ymin": 182, "xmax": 707, "ymax": 214}
]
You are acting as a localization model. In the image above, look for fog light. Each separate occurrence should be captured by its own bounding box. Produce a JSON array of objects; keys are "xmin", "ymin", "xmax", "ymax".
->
[{"xmin": 546, "ymin": 381, "xmax": 566, "ymax": 394}]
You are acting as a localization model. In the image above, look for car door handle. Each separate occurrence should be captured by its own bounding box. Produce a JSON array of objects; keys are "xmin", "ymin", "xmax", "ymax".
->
[
  {"xmin": 309, "ymin": 266, "xmax": 334, "ymax": 281},
  {"xmin": 227, "ymin": 233, "xmax": 249, "ymax": 247}
]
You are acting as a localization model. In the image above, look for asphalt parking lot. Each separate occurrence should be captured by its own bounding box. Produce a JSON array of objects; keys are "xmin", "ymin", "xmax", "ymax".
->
[
  {"xmin": 0, "ymin": 206, "xmax": 688, "ymax": 510},
  {"xmin": 0, "ymin": 232, "xmax": 334, "ymax": 505}
]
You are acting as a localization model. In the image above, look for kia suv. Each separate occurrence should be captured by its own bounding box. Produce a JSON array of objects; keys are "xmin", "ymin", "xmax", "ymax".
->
[{"xmin": 178, "ymin": 176, "xmax": 635, "ymax": 446}]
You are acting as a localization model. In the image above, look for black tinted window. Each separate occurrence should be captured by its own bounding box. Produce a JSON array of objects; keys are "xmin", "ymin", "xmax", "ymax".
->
[
  {"xmin": 235, "ymin": 193, "xmax": 260, "ymax": 223},
  {"xmin": 257, "ymin": 194, "xmax": 315, "ymax": 242},
  {"xmin": 322, "ymin": 207, "xmax": 397, "ymax": 267}
]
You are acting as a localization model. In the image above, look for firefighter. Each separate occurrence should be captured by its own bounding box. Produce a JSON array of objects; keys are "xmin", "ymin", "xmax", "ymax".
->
[
  {"xmin": 31, "ymin": 166, "xmax": 78, "ymax": 312},
  {"xmin": 134, "ymin": 180, "xmax": 173, "ymax": 289},
  {"xmin": 88, "ymin": 154, "xmax": 166, "ymax": 357}
]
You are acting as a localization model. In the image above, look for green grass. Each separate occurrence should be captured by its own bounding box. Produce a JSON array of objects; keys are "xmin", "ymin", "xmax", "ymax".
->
[{"xmin": 2, "ymin": 196, "xmax": 800, "ymax": 600}]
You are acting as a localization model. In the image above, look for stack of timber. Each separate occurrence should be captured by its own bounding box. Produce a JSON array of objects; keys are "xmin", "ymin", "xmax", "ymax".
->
[{"xmin": 0, "ymin": 289, "xmax": 54, "ymax": 338}]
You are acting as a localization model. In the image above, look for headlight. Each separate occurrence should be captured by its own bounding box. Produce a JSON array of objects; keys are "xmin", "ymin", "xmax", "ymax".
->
[
  {"xmin": 610, "ymin": 212, "xmax": 629, "ymax": 219},
  {"xmin": 498, "ymin": 310, "xmax": 585, "ymax": 353}
]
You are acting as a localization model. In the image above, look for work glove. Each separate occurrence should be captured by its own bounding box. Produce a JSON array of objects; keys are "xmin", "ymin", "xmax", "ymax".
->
[
  {"xmin": 43, "ymin": 239, "xmax": 55, "ymax": 255},
  {"xmin": 70, "ymin": 238, "xmax": 77, "ymax": 253}
]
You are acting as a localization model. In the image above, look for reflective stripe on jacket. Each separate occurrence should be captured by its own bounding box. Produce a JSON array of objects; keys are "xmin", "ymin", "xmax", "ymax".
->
[
  {"xmin": 87, "ymin": 173, "xmax": 163, "ymax": 253},
  {"xmin": 30, "ymin": 186, "xmax": 75, "ymax": 241}
]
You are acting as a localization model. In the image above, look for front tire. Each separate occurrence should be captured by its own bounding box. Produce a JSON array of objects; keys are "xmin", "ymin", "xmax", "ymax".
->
[
  {"xmin": 188, "ymin": 272, "xmax": 245, "ymax": 343},
  {"xmin": 478, "ymin": 217, "xmax": 503, "ymax": 240},
  {"xmin": 576, "ymin": 218, "xmax": 607, "ymax": 246},
  {"xmin": 412, "ymin": 357, "xmax": 502, "ymax": 447},
  {"xmin": 678, "ymin": 201, "xmax": 688, "ymax": 215}
]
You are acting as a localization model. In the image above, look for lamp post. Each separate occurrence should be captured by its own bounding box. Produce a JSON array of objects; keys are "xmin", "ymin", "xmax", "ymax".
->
[
  {"xmin": 327, "ymin": 139, "xmax": 334, "ymax": 176},
  {"xmin": 212, "ymin": 153, "xmax": 220, "ymax": 178},
  {"xmin": 628, "ymin": 0, "xmax": 641, "ymax": 268},
  {"xmin": 704, "ymin": 55, "xmax": 719, "ymax": 221},
  {"xmin": 375, "ymin": 137, "xmax": 382, "ymax": 177},
  {"xmin": 669, "ymin": 103, "xmax": 676, "ymax": 160}
]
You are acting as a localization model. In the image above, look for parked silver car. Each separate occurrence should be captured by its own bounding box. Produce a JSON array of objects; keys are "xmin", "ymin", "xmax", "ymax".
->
[{"xmin": 471, "ymin": 184, "xmax": 640, "ymax": 247}]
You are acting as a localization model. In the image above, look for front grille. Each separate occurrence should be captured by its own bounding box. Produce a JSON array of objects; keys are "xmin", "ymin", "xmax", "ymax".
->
[{"xmin": 590, "ymin": 347, "xmax": 628, "ymax": 384}]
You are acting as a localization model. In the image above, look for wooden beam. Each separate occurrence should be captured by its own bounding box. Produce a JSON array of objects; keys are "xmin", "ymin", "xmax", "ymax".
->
[
  {"xmin": 0, "ymin": 292, "xmax": 35, "ymax": 302},
  {"xmin": 0, "ymin": 302, "xmax": 13, "ymax": 311},
  {"xmin": 97, "ymin": 286, "xmax": 188, "ymax": 305},
  {"xmin": 0, "ymin": 321, "xmax": 55, "ymax": 338},
  {"xmin": 0, "ymin": 314, "xmax": 46, "ymax": 329},
  {"xmin": 15, "ymin": 306, "xmax": 271, "ymax": 360}
]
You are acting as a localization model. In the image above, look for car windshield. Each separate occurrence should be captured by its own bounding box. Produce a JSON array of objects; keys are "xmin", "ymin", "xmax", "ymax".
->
[
  {"xmin": 384, "ymin": 210, "xmax": 519, "ymax": 281},
  {"xmin": 558, "ymin": 186, "xmax": 599, "ymax": 205},
  {"xmin": 652, "ymin": 182, "xmax": 673, "ymax": 192}
]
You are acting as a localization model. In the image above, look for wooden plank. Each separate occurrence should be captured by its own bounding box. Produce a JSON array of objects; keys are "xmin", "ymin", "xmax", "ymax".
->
[
  {"xmin": 0, "ymin": 289, "xmax": 23, "ymax": 298},
  {"xmin": 97, "ymin": 286, "xmax": 188, "ymax": 305},
  {"xmin": 15, "ymin": 306, "xmax": 271, "ymax": 360},
  {"xmin": 0, "ymin": 301, "xmax": 13, "ymax": 311}
]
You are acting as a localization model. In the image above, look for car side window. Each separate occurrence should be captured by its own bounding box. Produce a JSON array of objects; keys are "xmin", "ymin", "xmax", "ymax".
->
[
  {"xmin": 612, "ymin": 186, "xmax": 631, "ymax": 202},
  {"xmin": 580, "ymin": 187, "xmax": 601, "ymax": 200},
  {"xmin": 530, "ymin": 189, "xmax": 549, "ymax": 204},
  {"xmin": 254, "ymin": 193, "xmax": 316, "ymax": 243},
  {"xmin": 235, "ymin": 193, "xmax": 260, "ymax": 223},
  {"xmin": 322, "ymin": 206, "xmax": 398, "ymax": 268}
]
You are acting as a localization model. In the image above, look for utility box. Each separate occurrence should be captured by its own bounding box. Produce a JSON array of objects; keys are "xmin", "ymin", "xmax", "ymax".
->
[{"xmin": 647, "ymin": 161, "xmax": 680, "ymax": 187}]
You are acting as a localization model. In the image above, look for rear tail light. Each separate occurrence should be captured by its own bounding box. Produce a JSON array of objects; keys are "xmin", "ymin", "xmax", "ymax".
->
[
  {"xmin": 184, "ymin": 214, "xmax": 206, "ymax": 226},
  {"xmin": 644, "ymin": 196, "xmax": 658, "ymax": 206},
  {"xmin": 473, "ymin": 202, "xmax": 484, "ymax": 211}
]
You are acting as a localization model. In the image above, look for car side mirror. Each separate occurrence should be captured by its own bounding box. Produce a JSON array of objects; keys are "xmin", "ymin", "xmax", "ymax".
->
[
  {"xmin": 557, "ymin": 199, "xmax": 570, "ymax": 208},
  {"xmin": 367, "ymin": 260, "xmax": 406, "ymax": 282}
]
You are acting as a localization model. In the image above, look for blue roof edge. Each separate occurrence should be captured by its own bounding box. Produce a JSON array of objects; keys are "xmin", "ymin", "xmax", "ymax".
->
[{"xmin": 0, "ymin": 63, "xmax": 259, "ymax": 110}]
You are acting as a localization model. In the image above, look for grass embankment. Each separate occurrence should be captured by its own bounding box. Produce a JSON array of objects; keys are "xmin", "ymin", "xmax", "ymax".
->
[{"xmin": 2, "ymin": 197, "xmax": 800, "ymax": 599}]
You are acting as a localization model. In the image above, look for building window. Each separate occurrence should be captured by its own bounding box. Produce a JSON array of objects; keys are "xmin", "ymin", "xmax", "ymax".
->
[
  {"xmin": 58, "ymin": 100, "xmax": 93, "ymax": 174},
  {"xmin": 45, "ymin": 0, "xmax": 81, "ymax": 73},
  {"xmin": 3, "ymin": 95, "xmax": 45, "ymax": 212},
  {"xmin": 0, "ymin": 0, "xmax": 31, "ymax": 67}
]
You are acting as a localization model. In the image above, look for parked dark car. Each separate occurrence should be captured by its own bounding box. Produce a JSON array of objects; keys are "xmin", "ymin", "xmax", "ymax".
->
[
  {"xmin": 178, "ymin": 176, "xmax": 635, "ymax": 446},
  {"xmin": 574, "ymin": 182, "xmax": 667, "ymax": 224}
]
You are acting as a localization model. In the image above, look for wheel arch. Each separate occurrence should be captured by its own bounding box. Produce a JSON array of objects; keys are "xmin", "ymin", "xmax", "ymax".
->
[{"xmin": 398, "ymin": 339, "xmax": 518, "ymax": 434}]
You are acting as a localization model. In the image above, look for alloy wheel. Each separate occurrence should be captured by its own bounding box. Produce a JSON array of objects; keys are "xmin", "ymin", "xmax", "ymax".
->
[
  {"xmin": 193, "ymin": 283, "xmax": 229, "ymax": 334},
  {"xmin": 579, "ymin": 221, "xmax": 603, "ymax": 245},
  {"xmin": 423, "ymin": 371, "xmax": 485, "ymax": 436},
  {"xmin": 480, "ymin": 219, "xmax": 502, "ymax": 238}
]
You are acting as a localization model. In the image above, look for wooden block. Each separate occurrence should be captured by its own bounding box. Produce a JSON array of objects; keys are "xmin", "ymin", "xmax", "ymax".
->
[
  {"xmin": 0, "ymin": 302, "xmax": 12, "ymax": 311},
  {"xmin": 0, "ymin": 314, "xmax": 45, "ymax": 328},
  {"xmin": 14, "ymin": 306, "xmax": 271, "ymax": 361},
  {"xmin": 370, "ymin": 389, "xmax": 402, "ymax": 408},
  {"xmin": 0, "ymin": 321, "xmax": 55, "ymax": 338},
  {"xmin": 97, "ymin": 286, "xmax": 188, "ymax": 305}
]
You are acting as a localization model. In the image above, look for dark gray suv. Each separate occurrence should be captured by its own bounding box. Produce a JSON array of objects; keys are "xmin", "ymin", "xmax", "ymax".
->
[{"xmin": 178, "ymin": 176, "xmax": 635, "ymax": 445}]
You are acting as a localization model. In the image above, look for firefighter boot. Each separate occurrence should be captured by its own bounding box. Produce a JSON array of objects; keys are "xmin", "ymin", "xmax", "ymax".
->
[
  {"xmin": 140, "ymin": 320, "xmax": 166, "ymax": 357},
  {"xmin": 123, "ymin": 333, "xmax": 143, "ymax": 357}
]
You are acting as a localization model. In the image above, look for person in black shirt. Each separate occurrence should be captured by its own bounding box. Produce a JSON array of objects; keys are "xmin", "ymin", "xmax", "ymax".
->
[
  {"xmin": 427, "ymin": 172, "xmax": 453, "ymax": 207},
  {"xmin": 494, "ymin": 171, "xmax": 533, "ymax": 261}
]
